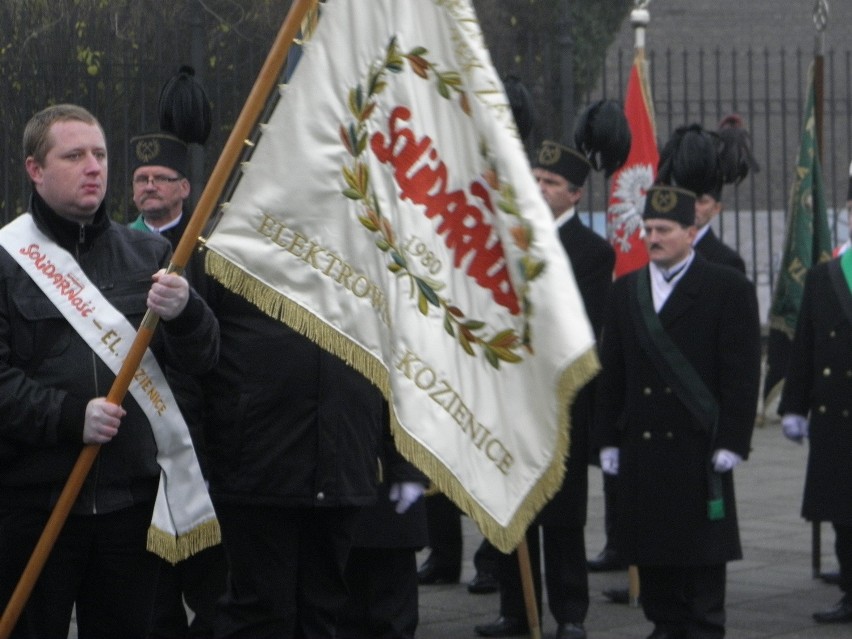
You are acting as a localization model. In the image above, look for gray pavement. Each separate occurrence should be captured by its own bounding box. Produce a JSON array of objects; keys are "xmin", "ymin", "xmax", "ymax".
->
[{"xmin": 414, "ymin": 416, "xmax": 852, "ymax": 639}]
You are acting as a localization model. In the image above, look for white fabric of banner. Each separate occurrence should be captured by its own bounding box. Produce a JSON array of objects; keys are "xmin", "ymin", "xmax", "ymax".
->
[{"xmin": 204, "ymin": 0, "xmax": 597, "ymax": 551}]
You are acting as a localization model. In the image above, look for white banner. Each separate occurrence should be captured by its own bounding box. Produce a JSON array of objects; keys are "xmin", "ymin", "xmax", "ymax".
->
[{"xmin": 204, "ymin": 0, "xmax": 597, "ymax": 551}]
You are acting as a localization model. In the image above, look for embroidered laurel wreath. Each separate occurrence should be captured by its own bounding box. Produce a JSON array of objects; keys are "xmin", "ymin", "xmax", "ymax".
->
[{"xmin": 340, "ymin": 36, "xmax": 545, "ymax": 369}]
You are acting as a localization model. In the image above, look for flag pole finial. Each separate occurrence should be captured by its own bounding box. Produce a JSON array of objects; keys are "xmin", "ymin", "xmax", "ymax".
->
[
  {"xmin": 813, "ymin": 0, "xmax": 829, "ymax": 33},
  {"xmin": 631, "ymin": 2, "xmax": 650, "ymax": 50}
]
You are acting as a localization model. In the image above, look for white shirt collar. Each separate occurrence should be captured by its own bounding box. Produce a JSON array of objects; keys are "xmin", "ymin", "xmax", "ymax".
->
[
  {"xmin": 553, "ymin": 206, "xmax": 576, "ymax": 229},
  {"xmin": 648, "ymin": 250, "xmax": 695, "ymax": 312},
  {"xmin": 143, "ymin": 212, "xmax": 183, "ymax": 234}
]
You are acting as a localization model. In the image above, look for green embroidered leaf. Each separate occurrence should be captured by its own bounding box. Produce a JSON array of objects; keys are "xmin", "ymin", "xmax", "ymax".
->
[
  {"xmin": 358, "ymin": 215, "xmax": 378, "ymax": 231},
  {"xmin": 343, "ymin": 188, "xmax": 364, "ymax": 201},
  {"xmin": 417, "ymin": 290, "xmax": 429, "ymax": 315},
  {"xmin": 441, "ymin": 71, "xmax": 462, "ymax": 88},
  {"xmin": 415, "ymin": 278, "xmax": 440, "ymax": 307},
  {"xmin": 492, "ymin": 346, "xmax": 522, "ymax": 363},
  {"xmin": 436, "ymin": 77, "xmax": 450, "ymax": 100},
  {"xmin": 458, "ymin": 329, "xmax": 475, "ymax": 356},
  {"xmin": 391, "ymin": 251, "xmax": 408, "ymax": 268},
  {"xmin": 484, "ymin": 346, "xmax": 500, "ymax": 369},
  {"xmin": 463, "ymin": 320, "xmax": 485, "ymax": 330},
  {"xmin": 443, "ymin": 313, "xmax": 455, "ymax": 336},
  {"xmin": 376, "ymin": 239, "xmax": 391, "ymax": 251},
  {"xmin": 489, "ymin": 329, "xmax": 518, "ymax": 348}
]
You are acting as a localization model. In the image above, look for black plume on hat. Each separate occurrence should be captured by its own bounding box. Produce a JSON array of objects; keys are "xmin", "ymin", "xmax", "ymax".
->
[
  {"xmin": 715, "ymin": 113, "xmax": 759, "ymax": 191},
  {"xmin": 573, "ymin": 99, "xmax": 631, "ymax": 178},
  {"xmin": 503, "ymin": 75, "xmax": 536, "ymax": 142},
  {"xmin": 158, "ymin": 65, "xmax": 212, "ymax": 146},
  {"xmin": 656, "ymin": 123, "xmax": 720, "ymax": 197}
]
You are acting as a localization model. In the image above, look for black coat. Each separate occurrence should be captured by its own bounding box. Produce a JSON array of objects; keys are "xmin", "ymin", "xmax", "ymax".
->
[
  {"xmin": 538, "ymin": 213, "xmax": 614, "ymax": 528},
  {"xmin": 779, "ymin": 259, "xmax": 852, "ymax": 525},
  {"xmin": 593, "ymin": 255, "xmax": 761, "ymax": 565},
  {"xmin": 197, "ymin": 278, "xmax": 384, "ymax": 509},
  {"xmin": 694, "ymin": 227, "xmax": 745, "ymax": 274},
  {"xmin": 0, "ymin": 194, "xmax": 219, "ymax": 513}
]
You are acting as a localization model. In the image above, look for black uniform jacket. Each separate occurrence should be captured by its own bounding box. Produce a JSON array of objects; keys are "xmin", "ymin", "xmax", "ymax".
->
[
  {"xmin": 779, "ymin": 259, "xmax": 852, "ymax": 525},
  {"xmin": 694, "ymin": 227, "xmax": 745, "ymax": 274},
  {"xmin": 538, "ymin": 213, "xmax": 614, "ymax": 528},
  {"xmin": 196, "ymin": 277, "xmax": 385, "ymax": 509},
  {"xmin": 592, "ymin": 254, "xmax": 761, "ymax": 565}
]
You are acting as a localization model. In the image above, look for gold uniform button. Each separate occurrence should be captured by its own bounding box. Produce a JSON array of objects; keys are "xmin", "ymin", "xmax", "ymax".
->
[
  {"xmin": 643, "ymin": 431, "xmax": 652, "ymax": 440},
  {"xmin": 823, "ymin": 368, "xmax": 832, "ymax": 377},
  {"xmin": 665, "ymin": 431, "xmax": 674, "ymax": 439},
  {"xmin": 818, "ymin": 405, "xmax": 827, "ymax": 414},
  {"xmin": 643, "ymin": 387, "xmax": 652, "ymax": 396},
  {"xmin": 830, "ymin": 330, "xmax": 836, "ymax": 338},
  {"xmin": 316, "ymin": 492, "xmax": 326, "ymax": 501}
]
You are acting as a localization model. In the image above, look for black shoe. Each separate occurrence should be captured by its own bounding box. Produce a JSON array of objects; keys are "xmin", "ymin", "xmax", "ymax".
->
[
  {"xmin": 468, "ymin": 570, "xmax": 499, "ymax": 594},
  {"xmin": 474, "ymin": 616, "xmax": 527, "ymax": 637},
  {"xmin": 820, "ymin": 570, "xmax": 841, "ymax": 585},
  {"xmin": 602, "ymin": 587, "xmax": 634, "ymax": 605},
  {"xmin": 813, "ymin": 598, "xmax": 852, "ymax": 623},
  {"xmin": 555, "ymin": 622, "xmax": 586, "ymax": 639},
  {"xmin": 646, "ymin": 628, "xmax": 685, "ymax": 639},
  {"xmin": 417, "ymin": 555, "xmax": 460, "ymax": 585},
  {"xmin": 587, "ymin": 548, "xmax": 627, "ymax": 572}
]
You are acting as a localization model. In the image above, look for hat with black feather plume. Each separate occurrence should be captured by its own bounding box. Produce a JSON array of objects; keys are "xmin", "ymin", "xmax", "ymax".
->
[
  {"xmin": 573, "ymin": 99, "xmax": 631, "ymax": 178},
  {"xmin": 533, "ymin": 99, "xmax": 631, "ymax": 188},
  {"xmin": 503, "ymin": 75, "xmax": 536, "ymax": 142},
  {"xmin": 647, "ymin": 123, "xmax": 720, "ymax": 225},
  {"xmin": 130, "ymin": 65, "xmax": 212, "ymax": 177},
  {"xmin": 711, "ymin": 114, "xmax": 759, "ymax": 200}
]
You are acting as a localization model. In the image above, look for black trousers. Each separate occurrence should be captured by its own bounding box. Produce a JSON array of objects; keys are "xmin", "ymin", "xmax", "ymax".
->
[
  {"xmin": 213, "ymin": 503, "xmax": 358, "ymax": 639},
  {"xmin": 423, "ymin": 493, "xmax": 462, "ymax": 573},
  {"xmin": 497, "ymin": 525, "xmax": 589, "ymax": 625},
  {"xmin": 639, "ymin": 564, "xmax": 726, "ymax": 639},
  {"xmin": 0, "ymin": 501, "xmax": 158, "ymax": 639},
  {"xmin": 338, "ymin": 547, "xmax": 419, "ymax": 639},
  {"xmin": 833, "ymin": 522, "xmax": 852, "ymax": 597},
  {"xmin": 150, "ymin": 544, "xmax": 228, "ymax": 639}
]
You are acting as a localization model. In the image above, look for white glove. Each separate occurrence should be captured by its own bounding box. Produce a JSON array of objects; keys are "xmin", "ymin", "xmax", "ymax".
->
[
  {"xmin": 712, "ymin": 448, "xmax": 742, "ymax": 473},
  {"xmin": 781, "ymin": 413, "xmax": 809, "ymax": 443},
  {"xmin": 388, "ymin": 482, "xmax": 425, "ymax": 514},
  {"xmin": 600, "ymin": 447, "xmax": 620, "ymax": 476}
]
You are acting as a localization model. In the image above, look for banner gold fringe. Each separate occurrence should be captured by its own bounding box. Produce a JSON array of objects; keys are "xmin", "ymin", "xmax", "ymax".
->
[
  {"xmin": 147, "ymin": 518, "xmax": 221, "ymax": 565},
  {"xmin": 204, "ymin": 249, "xmax": 600, "ymax": 553}
]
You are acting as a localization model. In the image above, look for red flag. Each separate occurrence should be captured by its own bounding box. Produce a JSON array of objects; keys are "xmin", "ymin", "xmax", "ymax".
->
[{"xmin": 607, "ymin": 54, "xmax": 658, "ymax": 277}]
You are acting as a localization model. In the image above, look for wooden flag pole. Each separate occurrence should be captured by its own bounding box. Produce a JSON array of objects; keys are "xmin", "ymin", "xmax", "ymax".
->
[
  {"xmin": 0, "ymin": 1, "xmax": 314, "ymax": 636},
  {"xmin": 517, "ymin": 538, "xmax": 542, "ymax": 639}
]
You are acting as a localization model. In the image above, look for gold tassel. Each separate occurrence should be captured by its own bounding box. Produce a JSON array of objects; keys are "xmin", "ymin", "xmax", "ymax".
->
[{"xmin": 147, "ymin": 518, "xmax": 222, "ymax": 565}]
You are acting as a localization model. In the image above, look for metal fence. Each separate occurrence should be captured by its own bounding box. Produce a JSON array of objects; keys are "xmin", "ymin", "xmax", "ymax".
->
[
  {"xmin": 2, "ymin": 42, "xmax": 851, "ymax": 307},
  {"xmin": 578, "ymin": 45, "xmax": 852, "ymax": 306}
]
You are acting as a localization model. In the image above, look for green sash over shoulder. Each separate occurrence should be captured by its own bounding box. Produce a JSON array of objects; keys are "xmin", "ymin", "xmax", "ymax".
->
[{"xmin": 629, "ymin": 268, "xmax": 725, "ymax": 521}]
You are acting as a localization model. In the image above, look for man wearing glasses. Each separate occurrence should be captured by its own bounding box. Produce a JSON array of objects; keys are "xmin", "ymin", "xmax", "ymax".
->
[{"xmin": 129, "ymin": 132, "xmax": 192, "ymax": 242}]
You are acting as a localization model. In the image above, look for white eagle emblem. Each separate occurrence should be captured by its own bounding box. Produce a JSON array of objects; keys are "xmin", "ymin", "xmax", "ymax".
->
[{"xmin": 607, "ymin": 163, "xmax": 655, "ymax": 252}]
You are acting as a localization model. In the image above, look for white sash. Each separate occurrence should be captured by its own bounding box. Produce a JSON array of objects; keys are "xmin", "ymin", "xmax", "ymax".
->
[{"xmin": 0, "ymin": 213, "xmax": 219, "ymax": 563}]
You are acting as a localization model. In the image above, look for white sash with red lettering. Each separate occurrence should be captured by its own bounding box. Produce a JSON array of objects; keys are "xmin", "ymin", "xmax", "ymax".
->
[{"xmin": 0, "ymin": 213, "xmax": 219, "ymax": 563}]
